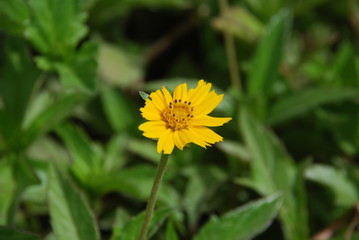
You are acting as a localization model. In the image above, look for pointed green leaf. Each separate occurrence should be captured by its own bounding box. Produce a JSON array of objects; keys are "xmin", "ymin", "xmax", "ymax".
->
[
  {"xmin": 165, "ymin": 221, "xmax": 179, "ymax": 240},
  {"xmin": 184, "ymin": 165, "xmax": 227, "ymax": 227},
  {"xmin": 194, "ymin": 194, "xmax": 282, "ymax": 240},
  {"xmin": 0, "ymin": 38, "xmax": 39, "ymax": 147},
  {"xmin": 239, "ymin": 107, "xmax": 308, "ymax": 240},
  {"xmin": 330, "ymin": 42, "xmax": 359, "ymax": 88},
  {"xmin": 0, "ymin": 226, "xmax": 40, "ymax": 240},
  {"xmin": 212, "ymin": 6, "xmax": 263, "ymax": 42},
  {"xmin": 22, "ymin": 91, "xmax": 88, "ymax": 147},
  {"xmin": 48, "ymin": 165, "xmax": 100, "ymax": 240},
  {"xmin": 93, "ymin": 165, "xmax": 180, "ymax": 207},
  {"xmin": 0, "ymin": 0, "xmax": 29, "ymax": 35},
  {"xmin": 98, "ymin": 41, "xmax": 144, "ymax": 89},
  {"xmin": 25, "ymin": 0, "xmax": 87, "ymax": 57},
  {"xmin": 247, "ymin": 10, "xmax": 290, "ymax": 99},
  {"xmin": 111, "ymin": 208, "xmax": 172, "ymax": 240},
  {"xmin": 306, "ymin": 164, "xmax": 358, "ymax": 207},
  {"xmin": 0, "ymin": 159, "xmax": 18, "ymax": 225},
  {"xmin": 0, "ymin": 156, "xmax": 39, "ymax": 225},
  {"xmin": 267, "ymin": 87, "xmax": 358, "ymax": 125},
  {"xmin": 55, "ymin": 122, "xmax": 101, "ymax": 182},
  {"xmin": 54, "ymin": 42, "xmax": 98, "ymax": 92},
  {"xmin": 101, "ymin": 86, "xmax": 136, "ymax": 132},
  {"xmin": 139, "ymin": 91, "xmax": 150, "ymax": 100}
]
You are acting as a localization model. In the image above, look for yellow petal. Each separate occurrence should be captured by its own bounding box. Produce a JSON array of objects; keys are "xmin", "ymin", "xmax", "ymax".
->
[
  {"xmin": 141, "ymin": 108, "xmax": 161, "ymax": 120},
  {"xmin": 182, "ymin": 129, "xmax": 209, "ymax": 148},
  {"xmin": 157, "ymin": 128, "xmax": 175, "ymax": 154},
  {"xmin": 191, "ymin": 115, "xmax": 232, "ymax": 127},
  {"xmin": 139, "ymin": 120, "xmax": 166, "ymax": 132},
  {"xmin": 187, "ymin": 80, "xmax": 212, "ymax": 106},
  {"xmin": 161, "ymin": 86, "xmax": 173, "ymax": 104},
  {"xmin": 193, "ymin": 91, "xmax": 224, "ymax": 115},
  {"xmin": 173, "ymin": 130, "xmax": 190, "ymax": 150},
  {"xmin": 188, "ymin": 126, "xmax": 223, "ymax": 144},
  {"xmin": 150, "ymin": 89, "xmax": 167, "ymax": 111},
  {"xmin": 141, "ymin": 123, "xmax": 168, "ymax": 139},
  {"xmin": 140, "ymin": 99, "xmax": 161, "ymax": 114},
  {"xmin": 173, "ymin": 83, "xmax": 187, "ymax": 101}
]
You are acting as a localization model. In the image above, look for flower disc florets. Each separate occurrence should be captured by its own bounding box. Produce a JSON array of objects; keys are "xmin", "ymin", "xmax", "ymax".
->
[{"xmin": 163, "ymin": 99, "xmax": 194, "ymax": 130}]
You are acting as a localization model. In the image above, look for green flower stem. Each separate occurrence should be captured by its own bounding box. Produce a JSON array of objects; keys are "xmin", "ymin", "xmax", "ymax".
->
[
  {"xmin": 139, "ymin": 153, "xmax": 170, "ymax": 240},
  {"xmin": 219, "ymin": 0, "xmax": 242, "ymax": 92}
]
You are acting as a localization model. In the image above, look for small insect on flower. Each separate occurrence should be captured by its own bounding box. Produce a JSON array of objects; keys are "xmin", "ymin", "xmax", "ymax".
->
[{"xmin": 139, "ymin": 80, "xmax": 232, "ymax": 154}]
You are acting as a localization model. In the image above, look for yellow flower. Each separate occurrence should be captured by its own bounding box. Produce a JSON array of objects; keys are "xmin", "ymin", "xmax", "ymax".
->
[{"xmin": 139, "ymin": 80, "xmax": 232, "ymax": 154}]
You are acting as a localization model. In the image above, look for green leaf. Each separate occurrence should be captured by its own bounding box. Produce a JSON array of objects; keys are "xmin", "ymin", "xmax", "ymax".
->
[
  {"xmin": 217, "ymin": 140, "xmax": 250, "ymax": 162},
  {"xmin": 247, "ymin": 10, "xmax": 290, "ymax": 99},
  {"xmin": 104, "ymin": 134, "xmax": 129, "ymax": 172},
  {"xmin": 239, "ymin": 107, "xmax": 308, "ymax": 240},
  {"xmin": 183, "ymin": 165, "xmax": 227, "ymax": 227},
  {"xmin": 93, "ymin": 165, "xmax": 180, "ymax": 207},
  {"xmin": 305, "ymin": 164, "xmax": 358, "ymax": 207},
  {"xmin": 0, "ymin": 0, "xmax": 29, "ymax": 35},
  {"xmin": 54, "ymin": 42, "xmax": 98, "ymax": 92},
  {"xmin": 89, "ymin": 0, "xmax": 187, "ymax": 25},
  {"xmin": 267, "ymin": 87, "xmax": 358, "ymax": 125},
  {"xmin": 0, "ymin": 38, "xmax": 39, "ymax": 147},
  {"xmin": 244, "ymin": 0, "xmax": 287, "ymax": 21},
  {"xmin": 126, "ymin": 138, "xmax": 158, "ymax": 163},
  {"xmin": 0, "ymin": 156, "xmax": 39, "ymax": 225},
  {"xmin": 330, "ymin": 42, "xmax": 359, "ymax": 88},
  {"xmin": 212, "ymin": 6, "xmax": 263, "ymax": 43},
  {"xmin": 22, "ymin": 91, "xmax": 88, "ymax": 147},
  {"xmin": 194, "ymin": 194, "xmax": 282, "ymax": 240},
  {"xmin": 48, "ymin": 164, "xmax": 100, "ymax": 240},
  {"xmin": 98, "ymin": 40, "xmax": 144, "ymax": 89},
  {"xmin": 101, "ymin": 86, "xmax": 136, "ymax": 132},
  {"xmin": 332, "ymin": 107, "xmax": 359, "ymax": 155},
  {"xmin": 0, "ymin": 158, "xmax": 18, "ymax": 225},
  {"xmin": 239, "ymin": 108, "xmax": 295, "ymax": 194},
  {"xmin": 165, "ymin": 221, "xmax": 179, "ymax": 240},
  {"xmin": 55, "ymin": 122, "xmax": 102, "ymax": 183},
  {"xmin": 111, "ymin": 208, "xmax": 172, "ymax": 240},
  {"xmin": 139, "ymin": 91, "xmax": 150, "ymax": 100},
  {"xmin": 25, "ymin": 0, "xmax": 87, "ymax": 57},
  {"xmin": 0, "ymin": 226, "xmax": 40, "ymax": 240}
]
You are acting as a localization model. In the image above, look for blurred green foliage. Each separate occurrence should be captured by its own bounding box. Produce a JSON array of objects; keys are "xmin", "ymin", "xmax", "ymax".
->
[{"xmin": 0, "ymin": 0, "xmax": 358, "ymax": 239}]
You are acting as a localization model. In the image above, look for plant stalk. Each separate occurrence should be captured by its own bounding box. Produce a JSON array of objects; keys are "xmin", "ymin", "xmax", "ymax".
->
[
  {"xmin": 219, "ymin": 0, "xmax": 242, "ymax": 92},
  {"xmin": 138, "ymin": 153, "xmax": 170, "ymax": 240}
]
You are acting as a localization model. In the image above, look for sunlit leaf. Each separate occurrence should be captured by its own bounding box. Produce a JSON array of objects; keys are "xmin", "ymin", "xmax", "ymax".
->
[
  {"xmin": 0, "ymin": 156, "xmax": 38, "ymax": 225},
  {"xmin": 54, "ymin": 42, "xmax": 98, "ymax": 92},
  {"xmin": 111, "ymin": 208, "xmax": 172, "ymax": 240},
  {"xmin": 194, "ymin": 194, "xmax": 282, "ymax": 240},
  {"xmin": 25, "ymin": 0, "xmax": 87, "ymax": 57},
  {"xmin": 247, "ymin": 10, "xmax": 290, "ymax": 100},
  {"xmin": 212, "ymin": 6, "xmax": 263, "ymax": 42},
  {"xmin": 306, "ymin": 164, "xmax": 358, "ymax": 207},
  {"xmin": 22, "ymin": 91, "xmax": 88, "ymax": 147},
  {"xmin": 98, "ymin": 40, "xmax": 144, "ymax": 89},
  {"xmin": 239, "ymin": 107, "xmax": 308, "ymax": 240},
  {"xmin": 268, "ymin": 87, "xmax": 358, "ymax": 125},
  {"xmin": 48, "ymin": 164, "xmax": 100, "ymax": 240}
]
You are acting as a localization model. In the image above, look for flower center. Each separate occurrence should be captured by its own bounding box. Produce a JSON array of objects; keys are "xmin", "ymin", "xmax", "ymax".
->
[{"xmin": 162, "ymin": 99, "xmax": 194, "ymax": 131}]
